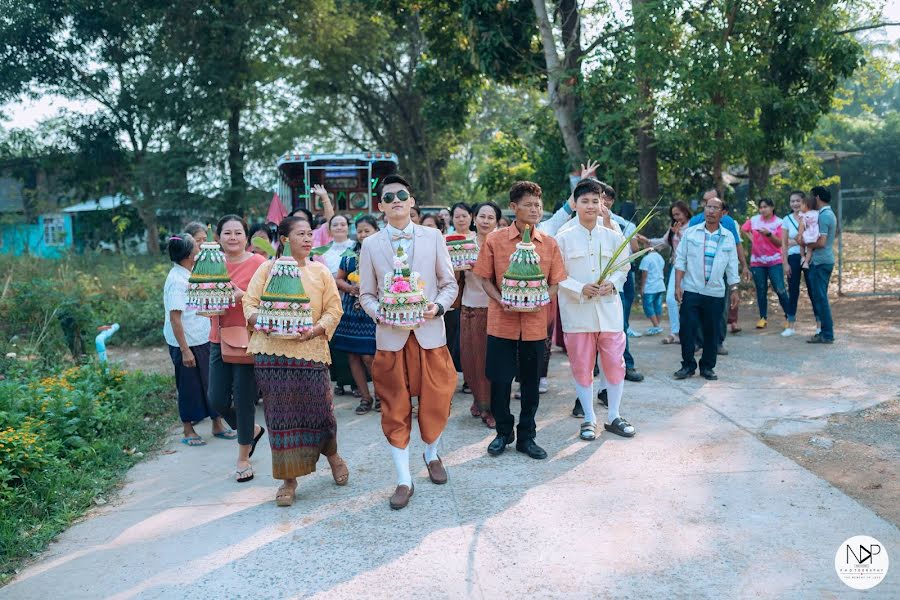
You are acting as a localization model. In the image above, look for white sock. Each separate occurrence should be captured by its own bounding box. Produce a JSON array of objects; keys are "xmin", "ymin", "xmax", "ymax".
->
[
  {"xmin": 606, "ymin": 381, "xmax": 624, "ymax": 424},
  {"xmin": 424, "ymin": 434, "xmax": 441, "ymax": 463},
  {"xmin": 539, "ymin": 377, "xmax": 548, "ymax": 386},
  {"xmin": 390, "ymin": 444, "xmax": 411, "ymax": 486},
  {"xmin": 575, "ymin": 382, "xmax": 596, "ymax": 423}
]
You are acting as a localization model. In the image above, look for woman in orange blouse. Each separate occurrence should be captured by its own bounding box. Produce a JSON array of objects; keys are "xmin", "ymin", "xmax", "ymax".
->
[{"xmin": 243, "ymin": 217, "xmax": 346, "ymax": 507}]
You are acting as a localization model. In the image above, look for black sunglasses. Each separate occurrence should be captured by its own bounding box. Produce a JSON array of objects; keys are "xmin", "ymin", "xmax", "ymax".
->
[{"xmin": 381, "ymin": 190, "xmax": 410, "ymax": 203}]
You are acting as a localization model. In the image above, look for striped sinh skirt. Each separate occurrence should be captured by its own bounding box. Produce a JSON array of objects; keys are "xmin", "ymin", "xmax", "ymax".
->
[{"xmin": 254, "ymin": 355, "xmax": 337, "ymax": 480}]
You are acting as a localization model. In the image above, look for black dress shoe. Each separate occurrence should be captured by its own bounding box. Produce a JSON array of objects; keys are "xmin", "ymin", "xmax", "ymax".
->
[
  {"xmin": 572, "ymin": 398, "xmax": 584, "ymax": 418},
  {"xmin": 516, "ymin": 438, "xmax": 547, "ymax": 460},
  {"xmin": 487, "ymin": 432, "xmax": 515, "ymax": 456},
  {"xmin": 700, "ymin": 369, "xmax": 718, "ymax": 380},
  {"xmin": 624, "ymin": 368, "xmax": 644, "ymax": 382},
  {"xmin": 597, "ymin": 388, "xmax": 608, "ymax": 406},
  {"xmin": 673, "ymin": 367, "xmax": 695, "ymax": 379}
]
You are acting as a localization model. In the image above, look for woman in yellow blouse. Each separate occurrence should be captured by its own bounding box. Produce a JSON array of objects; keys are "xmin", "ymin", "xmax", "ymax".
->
[{"xmin": 243, "ymin": 216, "xmax": 347, "ymax": 507}]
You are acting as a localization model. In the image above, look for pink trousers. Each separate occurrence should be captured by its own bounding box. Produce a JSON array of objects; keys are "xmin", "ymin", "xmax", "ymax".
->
[{"xmin": 563, "ymin": 331, "xmax": 627, "ymax": 386}]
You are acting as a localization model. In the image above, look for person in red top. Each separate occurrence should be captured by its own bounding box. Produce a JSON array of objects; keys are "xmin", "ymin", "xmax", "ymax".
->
[
  {"xmin": 472, "ymin": 181, "xmax": 567, "ymax": 460},
  {"xmin": 207, "ymin": 215, "xmax": 267, "ymax": 483}
]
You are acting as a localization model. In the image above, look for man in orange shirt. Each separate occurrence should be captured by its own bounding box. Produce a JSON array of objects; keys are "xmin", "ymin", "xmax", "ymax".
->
[{"xmin": 472, "ymin": 181, "xmax": 567, "ymax": 459}]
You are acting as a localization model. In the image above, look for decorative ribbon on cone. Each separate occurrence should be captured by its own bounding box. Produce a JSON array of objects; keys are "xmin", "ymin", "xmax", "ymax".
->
[
  {"xmin": 379, "ymin": 247, "xmax": 427, "ymax": 329},
  {"xmin": 255, "ymin": 253, "xmax": 313, "ymax": 339},
  {"xmin": 500, "ymin": 225, "xmax": 550, "ymax": 312},
  {"xmin": 187, "ymin": 242, "xmax": 236, "ymax": 316}
]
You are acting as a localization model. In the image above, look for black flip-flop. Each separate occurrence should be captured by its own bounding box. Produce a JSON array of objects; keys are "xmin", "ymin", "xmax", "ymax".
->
[
  {"xmin": 604, "ymin": 417, "xmax": 636, "ymax": 438},
  {"xmin": 248, "ymin": 426, "xmax": 266, "ymax": 458}
]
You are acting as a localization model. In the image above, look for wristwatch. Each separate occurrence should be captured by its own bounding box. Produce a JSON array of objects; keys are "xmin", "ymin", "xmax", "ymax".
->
[{"xmin": 434, "ymin": 302, "xmax": 445, "ymax": 317}]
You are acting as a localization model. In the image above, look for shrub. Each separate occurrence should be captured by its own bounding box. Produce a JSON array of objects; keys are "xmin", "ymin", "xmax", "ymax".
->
[
  {"xmin": 0, "ymin": 255, "xmax": 170, "ymax": 357},
  {"xmin": 0, "ymin": 357, "xmax": 175, "ymax": 580}
]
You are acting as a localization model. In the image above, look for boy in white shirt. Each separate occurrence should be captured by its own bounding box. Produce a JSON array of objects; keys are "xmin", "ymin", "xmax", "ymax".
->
[
  {"xmin": 556, "ymin": 179, "xmax": 636, "ymax": 440},
  {"xmin": 639, "ymin": 249, "xmax": 666, "ymax": 335}
]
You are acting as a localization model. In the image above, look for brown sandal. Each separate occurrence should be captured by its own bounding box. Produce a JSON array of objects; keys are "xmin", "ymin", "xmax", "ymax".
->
[
  {"xmin": 275, "ymin": 483, "xmax": 296, "ymax": 507},
  {"xmin": 373, "ymin": 397, "xmax": 381, "ymax": 412},
  {"xmin": 329, "ymin": 456, "xmax": 350, "ymax": 486},
  {"xmin": 355, "ymin": 398, "xmax": 373, "ymax": 415}
]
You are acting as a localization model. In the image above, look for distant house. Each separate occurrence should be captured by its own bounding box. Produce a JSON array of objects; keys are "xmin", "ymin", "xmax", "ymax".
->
[{"xmin": 0, "ymin": 174, "xmax": 75, "ymax": 258}]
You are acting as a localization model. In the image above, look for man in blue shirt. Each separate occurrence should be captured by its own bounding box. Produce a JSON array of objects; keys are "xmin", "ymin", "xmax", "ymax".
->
[
  {"xmin": 688, "ymin": 190, "xmax": 749, "ymax": 351},
  {"xmin": 805, "ymin": 186, "xmax": 836, "ymax": 344}
]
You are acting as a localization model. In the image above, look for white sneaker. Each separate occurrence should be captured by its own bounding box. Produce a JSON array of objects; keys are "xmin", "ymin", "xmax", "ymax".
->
[
  {"xmin": 781, "ymin": 327, "xmax": 795, "ymax": 337},
  {"xmin": 538, "ymin": 377, "xmax": 549, "ymax": 394},
  {"xmin": 627, "ymin": 328, "xmax": 643, "ymax": 338}
]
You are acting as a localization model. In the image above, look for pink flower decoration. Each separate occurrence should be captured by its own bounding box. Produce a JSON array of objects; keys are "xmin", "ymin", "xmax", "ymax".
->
[{"xmin": 390, "ymin": 281, "xmax": 412, "ymax": 293}]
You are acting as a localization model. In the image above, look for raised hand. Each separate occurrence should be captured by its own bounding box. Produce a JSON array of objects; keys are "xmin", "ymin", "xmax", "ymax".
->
[
  {"xmin": 311, "ymin": 184, "xmax": 328, "ymax": 198},
  {"xmin": 580, "ymin": 159, "xmax": 600, "ymax": 179}
]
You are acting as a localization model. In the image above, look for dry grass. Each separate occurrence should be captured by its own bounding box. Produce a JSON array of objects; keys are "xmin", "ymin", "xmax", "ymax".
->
[{"xmin": 837, "ymin": 232, "xmax": 900, "ymax": 294}]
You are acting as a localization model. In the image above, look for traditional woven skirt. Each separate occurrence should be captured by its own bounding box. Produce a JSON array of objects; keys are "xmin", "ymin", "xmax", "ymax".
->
[{"xmin": 254, "ymin": 355, "xmax": 337, "ymax": 480}]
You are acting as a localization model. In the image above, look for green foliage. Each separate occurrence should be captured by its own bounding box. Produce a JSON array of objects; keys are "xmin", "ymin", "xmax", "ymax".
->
[
  {"xmin": 0, "ymin": 359, "xmax": 175, "ymax": 581},
  {"xmin": 477, "ymin": 132, "xmax": 536, "ymax": 201},
  {"xmin": 0, "ymin": 255, "xmax": 170, "ymax": 357}
]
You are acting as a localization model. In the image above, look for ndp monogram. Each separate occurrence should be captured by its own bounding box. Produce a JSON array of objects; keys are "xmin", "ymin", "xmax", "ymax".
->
[{"xmin": 845, "ymin": 541, "xmax": 882, "ymax": 566}]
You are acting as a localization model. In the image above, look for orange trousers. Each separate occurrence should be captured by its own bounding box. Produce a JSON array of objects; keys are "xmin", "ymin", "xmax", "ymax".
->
[{"xmin": 373, "ymin": 334, "xmax": 456, "ymax": 448}]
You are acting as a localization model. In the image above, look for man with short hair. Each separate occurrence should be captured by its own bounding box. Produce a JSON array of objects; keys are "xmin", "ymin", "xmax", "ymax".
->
[
  {"xmin": 674, "ymin": 197, "xmax": 741, "ymax": 380},
  {"xmin": 805, "ymin": 186, "xmax": 836, "ymax": 344},
  {"xmin": 359, "ymin": 174, "xmax": 459, "ymax": 510},
  {"xmin": 689, "ymin": 190, "xmax": 748, "ymax": 353},
  {"xmin": 473, "ymin": 181, "xmax": 567, "ymax": 460}
]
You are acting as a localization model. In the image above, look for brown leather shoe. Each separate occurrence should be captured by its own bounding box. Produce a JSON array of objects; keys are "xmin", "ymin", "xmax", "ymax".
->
[
  {"xmin": 389, "ymin": 484, "xmax": 414, "ymax": 510},
  {"xmin": 423, "ymin": 454, "xmax": 448, "ymax": 485}
]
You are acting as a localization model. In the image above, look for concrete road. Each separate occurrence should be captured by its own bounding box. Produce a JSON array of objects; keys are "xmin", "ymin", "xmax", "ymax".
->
[{"xmin": 3, "ymin": 321, "xmax": 898, "ymax": 599}]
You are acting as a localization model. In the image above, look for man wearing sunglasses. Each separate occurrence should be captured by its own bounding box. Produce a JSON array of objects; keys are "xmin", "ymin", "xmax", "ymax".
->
[{"xmin": 358, "ymin": 174, "xmax": 459, "ymax": 510}]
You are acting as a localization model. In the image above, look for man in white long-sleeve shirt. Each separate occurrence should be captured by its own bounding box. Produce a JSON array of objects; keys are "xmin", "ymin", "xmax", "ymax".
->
[
  {"xmin": 673, "ymin": 197, "xmax": 741, "ymax": 380},
  {"xmin": 556, "ymin": 179, "xmax": 636, "ymax": 439}
]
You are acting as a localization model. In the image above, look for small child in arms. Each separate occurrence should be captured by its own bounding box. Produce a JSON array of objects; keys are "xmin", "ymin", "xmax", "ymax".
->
[{"xmin": 798, "ymin": 195, "xmax": 820, "ymax": 269}]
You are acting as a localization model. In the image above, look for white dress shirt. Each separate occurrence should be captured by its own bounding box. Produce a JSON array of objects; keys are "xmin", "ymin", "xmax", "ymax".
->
[
  {"xmin": 556, "ymin": 222, "xmax": 630, "ymax": 333},
  {"xmin": 674, "ymin": 223, "xmax": 740, "ymax": 298},
  {"xmin": 385, "ymin": 220, "xmax": 415, "ymax": 259}
]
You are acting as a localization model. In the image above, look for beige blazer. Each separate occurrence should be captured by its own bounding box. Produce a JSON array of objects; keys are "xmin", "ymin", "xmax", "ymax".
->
[{"xmin": 359, "ymin": 224, "xmax": 459, "ymax": 351}]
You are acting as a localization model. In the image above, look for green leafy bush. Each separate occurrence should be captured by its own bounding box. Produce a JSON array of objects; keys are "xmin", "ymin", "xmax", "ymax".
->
[
  {"xmin": 0, "ymin": 255, "xmax": 170, "ymax": 357},
  {"xmin": 0, "ymin": 358, "xmax": 175, "ymax": 581}
]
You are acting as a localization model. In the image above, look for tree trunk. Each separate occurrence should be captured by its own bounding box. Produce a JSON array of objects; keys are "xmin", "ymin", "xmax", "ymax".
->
[
  {"xmin": 632, "ymin": 0, "xmax": 660, "ymax": 205},
  {"xmin": 532, "ymin": 0, "xmax": 585, "ymax": 164},
  {"xmin": 712, "ymin": 91, "xmax": 726, "ymax": 198},
  {"xmin": 226, "ymin": 102, "xmax": 246, "ymax": 213},
  {"xmin": 136, "ymin": 193, "xmax": 160, "ymax": 254},
  {"xmin": 747, "ymin": 160, "xmax": 770, "ymax": 201}
]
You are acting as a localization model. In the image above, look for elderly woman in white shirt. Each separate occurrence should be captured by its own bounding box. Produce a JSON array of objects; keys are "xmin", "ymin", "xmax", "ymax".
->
[
  {"xmin": 163, "ymin": 234, "xmax": 235, "ymax": 446},
  {"xmin": 556, "ymin": 180, "xmax": 635, "ymax": 441}
]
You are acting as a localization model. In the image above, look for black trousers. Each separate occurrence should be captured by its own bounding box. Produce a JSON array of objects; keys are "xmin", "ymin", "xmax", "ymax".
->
[
  {"xmin": 695, "ymin": 276, "xmax": 729, "ymax": 347},
  {"xmin": 486, "ymin": 336, "xmax": 543, "ymax": 439},
  {"xmin": 679, "ymin": 291, "xmax": 724, "ymax": 372},
  {"xmin": 443, "ymin": 309, "xmax": 462, "ymax": 372}
]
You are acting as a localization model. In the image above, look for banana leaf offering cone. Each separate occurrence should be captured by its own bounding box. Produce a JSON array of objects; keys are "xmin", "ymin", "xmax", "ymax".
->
[
  {"xmin": 500, "ymin": 225, "xmax": 549, "ymax": 312},
  {"xmin": 380, "ymin": 247, "xmax": 427, "ymax": 329},
  {"xmin": 255, "ymin": 247, "xmax": 313, "ymax": 338},
  {"xmin": 187, "ymin": 242, "xmax": 235, "ymax": 316},
  {"xmin": 445, "ymin": 233, "xmax": 478, "ymax": 270}
]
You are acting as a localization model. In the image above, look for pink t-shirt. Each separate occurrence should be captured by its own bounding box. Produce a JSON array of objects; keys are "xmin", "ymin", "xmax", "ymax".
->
[
  {"xmin": 209, "ymin": 253, "xmax": 267, "ymax": 343},
  {"xmin": 741, "ymin": 215, "xmax": 783, "ymax": 267}
]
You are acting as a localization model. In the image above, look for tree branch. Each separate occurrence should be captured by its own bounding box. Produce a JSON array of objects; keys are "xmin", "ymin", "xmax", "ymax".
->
[{"xmin": 836, "ymin": 22, "xmax": 900, "ymax": 35}]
